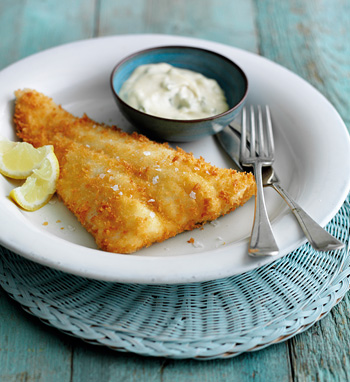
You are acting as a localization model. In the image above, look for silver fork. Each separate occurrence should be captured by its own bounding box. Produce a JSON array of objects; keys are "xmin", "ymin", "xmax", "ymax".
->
[
  {"xmin": 218, "ymin": 119, "xmax": 345, "ymax": 252},
  {"xmin": 240, "ymin": 105, "xmax": 279, "ymax": 256}
]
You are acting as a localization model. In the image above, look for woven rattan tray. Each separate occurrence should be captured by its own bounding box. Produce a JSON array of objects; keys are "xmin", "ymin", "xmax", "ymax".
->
[{"xmin": 0, "ymin": 196, "xmax": 349, "ymax": 359}]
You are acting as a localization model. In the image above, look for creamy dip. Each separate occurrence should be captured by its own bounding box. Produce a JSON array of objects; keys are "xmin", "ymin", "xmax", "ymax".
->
[{"xmin": 119, "ymin": 63, "xmax": 229, "ymax": 120}]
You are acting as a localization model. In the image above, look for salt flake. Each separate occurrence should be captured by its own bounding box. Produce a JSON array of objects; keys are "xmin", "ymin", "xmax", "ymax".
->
[
  {"xmin": 189, "ymin": 191, "xmax": 196, "ymax": 199},
  {"xmin": 215, "ymin": 237, "xmax": 226, "ymax": 248},
  {"xmin": 192, "ymin": 240, "xmax": 204, "ymax": 248}
]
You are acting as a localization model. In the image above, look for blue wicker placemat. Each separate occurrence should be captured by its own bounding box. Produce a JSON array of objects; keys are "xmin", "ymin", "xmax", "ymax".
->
[{"xmin": 0, "ymin": 195, "xmax": 349, "ymax": 359}]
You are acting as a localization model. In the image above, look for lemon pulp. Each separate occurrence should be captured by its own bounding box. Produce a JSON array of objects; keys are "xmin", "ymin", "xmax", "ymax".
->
[
  {"xmin": 0, "ymin": 137, "xmax": 59, "ymax": 211},
  {"xmin": 0, "ymin": 137, "xmax": 52, "ymax": 179}
]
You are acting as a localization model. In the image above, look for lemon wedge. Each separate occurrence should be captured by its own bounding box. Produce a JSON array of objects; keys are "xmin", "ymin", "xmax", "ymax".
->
[
  {"xmin": 0, "ymin": 136, "xmax": 53, "ymax": 179},
  {"xmin": 9, "ymin": 149, "xmax": 59, "ymax": 211}
]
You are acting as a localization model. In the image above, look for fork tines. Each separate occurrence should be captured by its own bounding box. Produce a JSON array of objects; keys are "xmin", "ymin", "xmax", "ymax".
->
[{"xmin": 241, "ymin": 105, "xmax": 275, "ymax": 164}]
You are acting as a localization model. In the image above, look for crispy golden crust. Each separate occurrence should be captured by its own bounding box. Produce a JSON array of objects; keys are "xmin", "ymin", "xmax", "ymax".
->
[{"xmin": 14, "ymin": 89, "xmax": 255, "ymax": 253}]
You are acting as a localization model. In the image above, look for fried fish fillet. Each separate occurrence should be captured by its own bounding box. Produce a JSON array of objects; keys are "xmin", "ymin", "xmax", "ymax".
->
[{"xmin": 14, "ymin": 89, "xmax": 255, "ymax": 253}]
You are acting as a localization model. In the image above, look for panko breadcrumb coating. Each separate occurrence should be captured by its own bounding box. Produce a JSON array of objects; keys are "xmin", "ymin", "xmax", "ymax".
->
[{"xmin": 14, "ymin": 89, "xmax": 255, "ymax": 253}]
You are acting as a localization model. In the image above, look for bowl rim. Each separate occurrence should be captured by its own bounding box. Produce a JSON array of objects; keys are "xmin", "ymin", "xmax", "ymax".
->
[{"xmin": 110, "ymin": 45, "xmax": 249, "ymax": 124}]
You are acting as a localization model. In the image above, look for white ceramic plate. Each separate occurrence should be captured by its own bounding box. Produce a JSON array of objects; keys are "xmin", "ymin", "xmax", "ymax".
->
[{"xmin": 0, "ymin": 34, "xmax": 349, "ymax": 284}]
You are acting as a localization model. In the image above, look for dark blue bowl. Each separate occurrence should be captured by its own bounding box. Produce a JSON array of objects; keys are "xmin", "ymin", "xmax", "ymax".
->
[{"xmin": 110, "ymin": 46, "xmax": 248, "ymax": 142}]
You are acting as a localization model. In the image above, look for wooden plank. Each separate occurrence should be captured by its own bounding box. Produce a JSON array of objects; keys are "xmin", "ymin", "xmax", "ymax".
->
[
  {"xmin": 0, "ymin": 0, "xmax": 22, "ymax": 70},
  {"xmin": 98, "ymin": 0, "xmax": 258, "ymax": 52},
  {"xmin": 0, "ymin": 0, "xmax": 96, "ymax": 70},
  {"xmin": 0, "ymin": 288, "xmax": 72, "ymax": 382},
  {"xmin": 290, "ymin": 295, "xmax": 350, "ymax": 381},
  {"xmin": 71, "ymin": 346, "xmax": 164, "ymax": 382},
  {"xmin": 70, "ymin": 340, "xmax": 292, "ymax": 382},
  {"xmin": 255, "ymin": 0, "xmax": 350, "ymax": 128},
  {"xmin": 161, "ymin": 343, "xmax": 291, "ymax": 382}
]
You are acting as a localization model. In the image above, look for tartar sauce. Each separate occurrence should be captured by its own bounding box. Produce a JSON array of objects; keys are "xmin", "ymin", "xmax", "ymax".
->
[{"xmin": 119, "ymin": 63, "xmax": 229, "ymax": 120}]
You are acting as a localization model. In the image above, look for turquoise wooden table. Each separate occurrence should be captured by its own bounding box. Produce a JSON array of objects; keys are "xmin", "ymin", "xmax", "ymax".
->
[{"xmin": 0, "ymin": 1, "xmax": 349, "ymax": 381}]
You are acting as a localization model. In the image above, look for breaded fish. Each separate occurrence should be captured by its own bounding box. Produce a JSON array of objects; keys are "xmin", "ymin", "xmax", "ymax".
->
[{"xmin": 14, "ymin": 89, "xmax": 255, "ymax": 254}]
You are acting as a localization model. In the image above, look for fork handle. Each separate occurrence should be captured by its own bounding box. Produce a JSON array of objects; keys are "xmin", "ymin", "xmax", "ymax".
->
[
  {"xmin": 249, "ymin": 162, "xmax": 279, "ymax": 256},
  {"xmin": 270, "ymin": 183, "xmax": 345, "ymax": 251}
]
